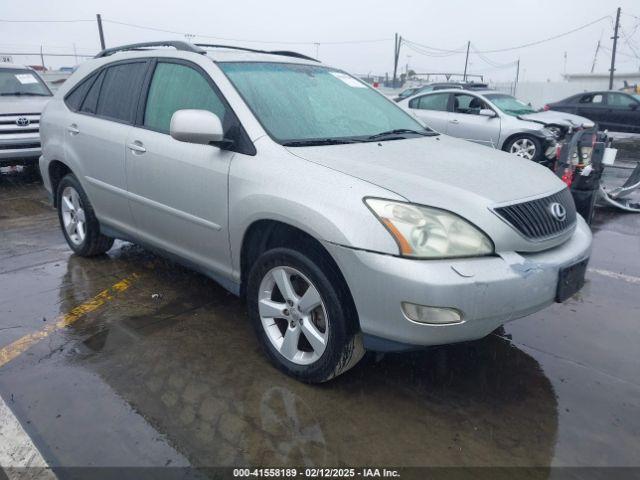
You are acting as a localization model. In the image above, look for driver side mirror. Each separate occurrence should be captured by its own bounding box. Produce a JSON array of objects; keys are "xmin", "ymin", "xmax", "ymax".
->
[
  {"xmin": 170, "ymin": 109, "xmax": 226, "ymax": 146},
  {"xmin": 629, "ymin": 103, "xmax": 638, "ymax": 111},
  {"xmin": 479, "ymin": 109, "xmax": 497, "ymax": 118}
]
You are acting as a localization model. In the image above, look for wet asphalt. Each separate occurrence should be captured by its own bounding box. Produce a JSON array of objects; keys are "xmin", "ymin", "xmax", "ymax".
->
[{"xmin": 0, "ymin": 167, "xmax": 639, "ymax": 475}]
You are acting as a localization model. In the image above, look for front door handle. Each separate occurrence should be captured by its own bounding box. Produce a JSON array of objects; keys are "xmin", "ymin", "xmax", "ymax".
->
[
  {"xmin": 127, "ymin": 141, "xmax": 146, "ymax": 154},
  {"xmin": 449, "ymin": 119, "xmax": 460, "ymax": 124},
  {"xmin": 67, "ymin": 124, "xmax": 79, "ymax": 135}
]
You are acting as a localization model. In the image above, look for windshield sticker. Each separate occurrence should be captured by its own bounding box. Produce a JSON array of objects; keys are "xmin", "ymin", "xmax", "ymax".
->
[
  {"xmin": 15, "ymin": 74, "xmax": 38, "ymax": 85},
  {"xmin": 330, "ymin": 72, "xmax": 367, "ymax": 88}
]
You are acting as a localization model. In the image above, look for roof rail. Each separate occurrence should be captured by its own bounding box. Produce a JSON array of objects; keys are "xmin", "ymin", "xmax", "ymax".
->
[
  {"xmin": 95, "ymin": 41, "xmax": 206, "ymax": 59},
  {"xmin": 195, "ymin": 44, "xmax": 319, "ymax": 62}
]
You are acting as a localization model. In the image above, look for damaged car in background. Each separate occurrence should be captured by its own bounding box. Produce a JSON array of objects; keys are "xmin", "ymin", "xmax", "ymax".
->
[{"xmin": 398, "ymin": 88, "xmax": 594, "ymax": 164}]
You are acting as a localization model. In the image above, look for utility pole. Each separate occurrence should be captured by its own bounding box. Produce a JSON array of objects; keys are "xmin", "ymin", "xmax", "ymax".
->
[
  {"xmin": 73, "ymin": 43, "xmax": 78, "ymax": 65},
  {"xmin": 591, "ymin": 38, "xmax": 601, "ymax": 73},
  {"xmin": 463, "ymin": 41, "xmax": 470, "ymax": 82},
  {"xmin": 392, "ymin": 34, "xmax": 401, "ymax": 88},
  {"xmin": 514, "ymin": 58, "xmax": 520, "ymax": 96},
  {"xmin": 39, "ymin": 45, "xmax": 45, "ymax": 70},
  {"xmin": 314, "ymin": 42, "xmax": 320, "ymax": 60},
  {"xmin": 609, "ymin": 7, "xmax": 621, "ymax": 89},
  {"xmin": 96, "ymin": 14, "xmax": 106, "ymax": 50}
]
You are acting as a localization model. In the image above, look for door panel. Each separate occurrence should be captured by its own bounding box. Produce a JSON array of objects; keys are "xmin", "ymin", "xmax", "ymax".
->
[
  {"xmin": 446, "ymin": 93, "xmax": 501, "ymax": 147},
  {"xmin": 65, "ymin": 112, "xmax": 134, "ymax": 229},
  {"xmin": 446, "ymin": 112, "xmax": 501, "ymax": 147},
  {"xmin": 407, "ymin": 93, "xmax": 452, "ymax": 133},
  {"xmin": 606, "ymin": 93, "xmax": 640, "ymax": 133},
  {"xmin": 64, "ymin": 60, "xmax": 148, "ymax": 231},
  {"xmin": 574, "ymin": 93, "xmax": 611, "ymax": 128},
  {"xmin": 125, "ymin": 128, "xmax": 233, "ymax": 275},
  {"xmin": 125, "ymin": 60, "xmax": 235, "ymax": 276}
]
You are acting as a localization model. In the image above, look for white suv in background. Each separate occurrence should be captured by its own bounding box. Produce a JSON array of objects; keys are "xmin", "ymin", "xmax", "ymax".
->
[{"xmin": 0, "ymin": 63, "xmax": 52, "ymax": 168}]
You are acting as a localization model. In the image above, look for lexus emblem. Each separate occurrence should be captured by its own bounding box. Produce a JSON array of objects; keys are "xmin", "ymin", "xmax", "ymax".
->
[
  {"xmin": 549, "ymin": 202, "xmax": 567, "ymax": 222},
  {"xmin": 16, "ymin": 117, "xmax": 30, "ymax": 127}
]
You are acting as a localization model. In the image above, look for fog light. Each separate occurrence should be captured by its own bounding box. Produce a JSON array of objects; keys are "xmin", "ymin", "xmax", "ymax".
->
[{"xmin": 401, "ymin": 302, "xmax": 463, "ymax": 325}]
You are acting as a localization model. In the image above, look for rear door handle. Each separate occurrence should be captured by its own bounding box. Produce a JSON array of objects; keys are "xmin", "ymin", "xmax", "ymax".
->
[
  {"xmin": 450, "ymin": 119, "xmax": 460, "ymax": 124},
  {"xmin": 67, "ymin": 124, "xmax": 79, "ymax": 135},
  {"xmin": 127, "ymin": 141, "xmax": 146, "ymax": 154}
]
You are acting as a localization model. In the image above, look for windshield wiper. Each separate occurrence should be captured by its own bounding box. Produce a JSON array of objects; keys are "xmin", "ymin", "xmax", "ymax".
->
[
  {"xmin": 367, "ymin": 128, "xmax": 435, "ymax": 141},
  {"xmin": 282, "ymin": 138, "xmax": 360, "ymax": 147},
  {"xmin": 0, "ymin": 92, "xmax": 50, "ymax": 96}
]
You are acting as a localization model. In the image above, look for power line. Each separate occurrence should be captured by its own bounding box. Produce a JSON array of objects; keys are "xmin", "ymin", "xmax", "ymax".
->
[
  {"xmin": 402, "ymin": 40, "xmax": 467, "ymax": 58},
  {"xmin": 0, "ymin": 18, "xmax": 94, "ymax": 23},
  {"xmin": 469, "ymin": 44, "xmax": 517, "ymax": 68},
  {"xmin": 401, "ymin": 39, "xmax": 467, "ymax": 54},
  {"xmin": 473, "ymin": 15, "xmax": 612, "ymax": 53},
  {"xmin": 0, "ymin": 51, "xmax": 95, "ymax": 58},
  {"xmin": 102, "ymin": 19, "xmax": 390, "ymax": 45}
]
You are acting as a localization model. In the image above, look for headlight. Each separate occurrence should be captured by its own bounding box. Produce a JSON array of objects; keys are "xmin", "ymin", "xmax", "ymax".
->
[{"xmin": 365, "ymin": 198, "xmax": 494, "ymax": 258}]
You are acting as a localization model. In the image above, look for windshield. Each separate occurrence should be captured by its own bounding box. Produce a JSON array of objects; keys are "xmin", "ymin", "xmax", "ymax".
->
[
  {"xmin": 220, "ymin": 62, "xmax": 429, "ymax": 144},
  {"xmin": 484, "ymin": 93, "xmax": 536, "ymax": 116},
  {"xmin": 0, "ymin": 68, "xmax": 52, "ymax": 96}
]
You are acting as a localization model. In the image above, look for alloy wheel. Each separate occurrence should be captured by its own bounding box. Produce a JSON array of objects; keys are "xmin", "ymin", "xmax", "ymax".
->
[
  {"xmin": 509, "ymin": 138, "xmax": 537, "ymax": 160},
  {"xmin": 60, "ymin": 186, "xmax": 87, "ymax": 245},
  {"xmin": 258, "ymin": 266, "xmax": 329, "ymax": 365}
]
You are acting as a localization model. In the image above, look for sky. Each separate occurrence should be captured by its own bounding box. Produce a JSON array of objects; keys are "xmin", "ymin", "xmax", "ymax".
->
[{"xmin": 1, "ymin": 0, "xmax": 639, "ymax": 83}]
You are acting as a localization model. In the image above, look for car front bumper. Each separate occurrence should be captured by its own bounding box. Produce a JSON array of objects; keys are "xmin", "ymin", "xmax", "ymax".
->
[
  {"xmin": 325, "ymin": 215, "xmax": 592, "ymax": 351},
  {"xmin": 0, "ymin": 135, "xmax": 41, "ymax": 165}
]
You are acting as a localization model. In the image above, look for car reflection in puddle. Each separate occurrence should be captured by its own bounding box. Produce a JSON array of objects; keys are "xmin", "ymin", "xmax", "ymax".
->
[{"xmin": 59, "ymin": 248, "xmax": 558, "ymax": 468}]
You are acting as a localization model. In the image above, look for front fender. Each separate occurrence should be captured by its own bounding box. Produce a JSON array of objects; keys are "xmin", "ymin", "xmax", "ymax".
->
[{"xmin": 227, "ymin": 141, "xmax": 405, "ymax": 280}]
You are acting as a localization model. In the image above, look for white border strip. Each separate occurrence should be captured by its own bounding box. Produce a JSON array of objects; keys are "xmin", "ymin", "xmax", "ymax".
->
[{"xmin": 0, "ymin": 393, "xmax": 56, "ymax": 478}]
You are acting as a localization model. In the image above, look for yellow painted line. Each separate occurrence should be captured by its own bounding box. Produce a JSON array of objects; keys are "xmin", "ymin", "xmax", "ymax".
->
[{"xmin": 0, "ymin": 273, "xmax": 138, "ymax": 368}]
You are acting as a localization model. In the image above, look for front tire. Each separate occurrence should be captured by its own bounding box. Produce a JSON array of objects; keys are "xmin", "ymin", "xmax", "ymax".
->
[
  {"xmin": 504, "ymin": 135, "xmax": 543, "ymax": 163},
  {"xmin": 56, "ymin": 174, "xmax": 114, "ymax": 256},
  {"xmin": 247, "ymin": 248, "xmax": 364, "ymax": 383}
]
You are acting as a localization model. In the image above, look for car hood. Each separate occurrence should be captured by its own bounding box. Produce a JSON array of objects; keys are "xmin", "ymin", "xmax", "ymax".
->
[
  {"xmin": 285, "ymin": 134, "xmax": 564, "ymax": 207},
  {"xmin": 286, "ymin": 134, "xmax": 572, "ymax": 252},
  {"xmin": 519, "ymin": 110, "xmax": 595, "ymax": 128},
  {"xmin": 0, "ymin": 96, "xmax": 51, "ymax": 114}
]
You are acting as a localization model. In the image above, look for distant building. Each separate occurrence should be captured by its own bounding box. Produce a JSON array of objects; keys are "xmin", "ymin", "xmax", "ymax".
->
[{"xmin": 563, "ymin": 72, "xmax": 640, "ymax": 91}]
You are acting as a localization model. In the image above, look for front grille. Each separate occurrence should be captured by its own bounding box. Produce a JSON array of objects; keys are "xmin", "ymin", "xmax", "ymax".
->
[
  {"xmin": 494, "ymin": 188, "xmax": 577, "ymax": 240},
  {"xmin": 0, "ymin": 142, "xmax": 40, "ymax": 150}
]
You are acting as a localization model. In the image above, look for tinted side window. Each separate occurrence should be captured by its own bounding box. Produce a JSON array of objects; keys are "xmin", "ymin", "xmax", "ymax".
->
[
  {"xmin": 96, "ymin": 62, "xmax": 147, "ymax": 122},
  {"xmin": 453, "ymin": 94, "xmax": 487, "ymax": 114},
  {"xmin": 411, "ymin": 93, "xmax": 449, "ymax": 111},
  {"xmin": 80, "ymin": 70, "xmax": 105, "ymax": 114},
  {"xmin": 144, "ymin": 62, "xmax": 228, "ymax": 133},
  {"xmin": 579, "ymin": 93, "xmax": 603, "ymax": 104},
  {"xmin": 65, "ymin": 73, "xmax": 96, "ymax": 111},
  {"xmin": 607, "ymin": 93, "xmax": 634, "ymax": 107}
]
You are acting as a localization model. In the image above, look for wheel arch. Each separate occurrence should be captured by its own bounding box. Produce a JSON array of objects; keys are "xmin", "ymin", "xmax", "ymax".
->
[
  {"xmin": 48, "ymin": 160, "xmax": 74, "ymax": 207},
  {"xmin": 239, "ymin": 219, "xmax": 360, "ymax": 332},
  {"xmin": 501, "ymin": 130, "xmax": 545, "ymax": 152}
]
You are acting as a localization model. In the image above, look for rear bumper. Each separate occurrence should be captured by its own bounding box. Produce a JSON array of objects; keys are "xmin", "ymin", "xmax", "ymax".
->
[{"xmin": 325, "ymin": 216, "xmax": 592, "ymax": 351}]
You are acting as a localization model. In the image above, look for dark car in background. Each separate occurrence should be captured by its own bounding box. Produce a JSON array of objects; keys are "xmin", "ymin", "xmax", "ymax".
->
[
  {"xmin": 545, "ymin": 91, "xmax": 640, "ymax": 134},
  {"xmin": 395, "ymin": 82, "xmax": 488, "ymax": 101}
]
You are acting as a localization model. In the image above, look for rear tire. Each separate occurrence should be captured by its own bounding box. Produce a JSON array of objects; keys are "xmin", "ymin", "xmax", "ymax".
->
[
  {"xmin": 56, "ymin": 174, "xmax": 114, "ymax": 256},
  {"xmin": 247, "ymin": 247, "xmax": 364, "ymax": 383}
]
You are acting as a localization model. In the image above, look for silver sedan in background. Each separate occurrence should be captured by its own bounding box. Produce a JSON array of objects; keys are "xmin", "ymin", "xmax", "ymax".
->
[{"xmin": 398, "ymin": 88, "xmax": 594, "ymax": 163}]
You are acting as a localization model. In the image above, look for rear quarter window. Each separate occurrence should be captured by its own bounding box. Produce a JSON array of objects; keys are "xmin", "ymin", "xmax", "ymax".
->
[
  {"xmin": 95, "ymin": 62, "xmax": 148, "ymax": 123},
  {"xmin": 64, "ymin": 73, "xmax": 98, "ymax": 111}
]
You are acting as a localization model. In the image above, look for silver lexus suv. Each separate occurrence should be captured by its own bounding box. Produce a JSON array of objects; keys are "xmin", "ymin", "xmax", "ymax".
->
[
  {"xmin": 39, "ymin": 42, "xmax": 592, "ymax": 382},
  {"xmin": 0, "ymin": 63, "xmax": 52, "ymax": 167}
]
